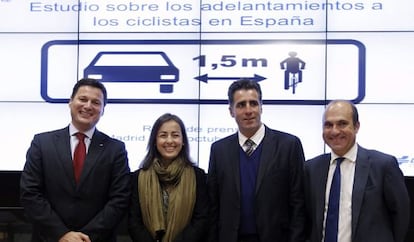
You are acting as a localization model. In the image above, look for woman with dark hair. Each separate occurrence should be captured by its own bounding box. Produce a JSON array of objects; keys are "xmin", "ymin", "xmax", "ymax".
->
[{"xmin": 128, "ymin": 113, "xmax": 208, "ymax": 242}]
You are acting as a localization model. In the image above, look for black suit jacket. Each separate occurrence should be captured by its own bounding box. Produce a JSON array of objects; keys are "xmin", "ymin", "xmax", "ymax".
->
[
  {"xmin": 128, "ymin": 166, "xmax": 209, "ymax": 242},
  {"xmin": 207, "ymin": 126, "xmax": 306, "ymax": 242},
  {"xmin": 20, "ymin": 127, "xmax": 131, "ymax": 242},
  {"xmin": 304, "ymin": 145, "xmax": 410, "ymax": 242}
]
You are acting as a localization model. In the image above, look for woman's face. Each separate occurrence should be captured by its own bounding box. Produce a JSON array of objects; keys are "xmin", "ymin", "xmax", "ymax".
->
[{"xmin": 156, "ymin": 120, "xmax": 183, "ymax": 166}]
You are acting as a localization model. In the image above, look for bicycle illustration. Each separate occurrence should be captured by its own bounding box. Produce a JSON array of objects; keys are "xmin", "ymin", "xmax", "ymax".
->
[
  {"xmin": 289, "ymin": 73, "xmax": 300, "ymax": 94},
  {"xmin": 280, "ymin": 51, "xmax": 306, "ymax": 94}
]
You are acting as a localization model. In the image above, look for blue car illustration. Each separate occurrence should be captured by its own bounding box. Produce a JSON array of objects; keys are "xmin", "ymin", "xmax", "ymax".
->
[{"xmin": 84, "ymin": 51, "xmax": 179, "ymax": 93}]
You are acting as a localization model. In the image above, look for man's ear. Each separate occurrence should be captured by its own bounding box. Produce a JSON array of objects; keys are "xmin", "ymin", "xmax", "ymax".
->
[
  {"xmin": 229, "ymin": 106, "xmax": 235, "ymax": 118},
  {"xmin": 355, "ymin": 121, "xmax": 360, "ymax": 133}
]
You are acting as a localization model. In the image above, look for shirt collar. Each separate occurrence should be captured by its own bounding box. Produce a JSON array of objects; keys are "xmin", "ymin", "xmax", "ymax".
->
[
  {"xmin": 69, "ymin": 123, "xmax": 95, "ymax": 139},
  {"xmin": 238, "ymin": 123, "xmax": 265, "ymax": 147},
  {"xmin": 330, "ymin": 142, "xmax": 358, "ymax": 164}
]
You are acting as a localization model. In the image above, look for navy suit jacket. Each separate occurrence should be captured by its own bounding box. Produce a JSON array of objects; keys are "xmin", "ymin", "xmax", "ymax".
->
[
  {"xmin": 207, "ymin": 126, "xmax": 306, "ymax": 242},
  {"xmin": 304, "ymin": 145, "xmax": 410, "ymax": 242},
  {"xmin": 20, "ymin": 127, "xmax": 131, "ymax": 242}
]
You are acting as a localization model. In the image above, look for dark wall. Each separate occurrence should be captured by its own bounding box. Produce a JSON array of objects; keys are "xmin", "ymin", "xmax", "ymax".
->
[
  {"xmin": 0, "ymin": 171, "xmax": 21, "ymax": 208},
  {"xmin": 1, "ymin": 172, "xmax": 414, "ymax": 241}
]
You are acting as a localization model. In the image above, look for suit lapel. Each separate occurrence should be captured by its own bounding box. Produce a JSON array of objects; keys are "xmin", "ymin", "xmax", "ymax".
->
[
  {"xmin": 229, "ymin": 134, "xmax": 242, "ymax": 197},
  {"xmin": 315, "ymin": 154, "xmax": 331, "ymax": 239},
  {"xmin": 351, "ymin": 146, "xmax": 370, "ymax": 240},
  {"xmin": 54, "ymin": 127, "xmax": 76, "ymax": 184},
  {"xmin": 77, "ymin": 130, "xmax": 107, "ymax": 186},
  {"xmin": 255, "ymin": 127, "xmax": 272, "ymax": 193}
]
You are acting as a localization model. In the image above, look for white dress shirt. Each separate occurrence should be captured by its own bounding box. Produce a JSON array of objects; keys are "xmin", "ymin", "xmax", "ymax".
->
[
  {"xmin": 69, "ymin": 123, "xmax": 94, "ymax": 159},
  {"xmin": 238, "ymin": 123, "xmax": 265, "ymax": 152},
  {"xmin": 322, "ymin": 143, "xmax": 358, "ymax": 242}
]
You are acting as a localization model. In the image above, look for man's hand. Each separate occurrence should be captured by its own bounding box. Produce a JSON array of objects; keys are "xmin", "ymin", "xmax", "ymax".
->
[{"xmin": 59, "ymin": 231, "xmax": 91, "ymax": 242}]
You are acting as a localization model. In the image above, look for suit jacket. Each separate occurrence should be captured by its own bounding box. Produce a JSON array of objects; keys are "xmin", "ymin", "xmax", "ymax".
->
[
  {"xmin": 20, "ymin": 127, "xmax": 131, "ymax": 242},
  {"xmin": 303, "ymin": 145, "xmax": 410, "ymax": 242},
  {"xmin": 128, "ymin": 166, "xmax": 209, "ymax": 242},
  {"xmin": 207, "ymin": 126, "xmax": 306, "ymax": 242}
]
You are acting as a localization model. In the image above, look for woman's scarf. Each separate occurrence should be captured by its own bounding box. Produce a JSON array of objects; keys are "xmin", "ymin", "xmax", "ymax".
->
[{"xmin": 138, "ymin": 158, "xmax": 196, "ymax": 242}]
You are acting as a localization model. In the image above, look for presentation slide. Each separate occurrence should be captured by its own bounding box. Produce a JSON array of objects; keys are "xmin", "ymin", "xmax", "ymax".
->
[{"xmin": 1, "ymin": 0, "xmax": 414, "ymax": 176}]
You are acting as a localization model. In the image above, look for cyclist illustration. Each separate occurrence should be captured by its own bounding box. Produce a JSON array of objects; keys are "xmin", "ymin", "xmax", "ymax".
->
[{"xmin": 280, "ymin": 51, "xmax": 306, "ymax": 93}]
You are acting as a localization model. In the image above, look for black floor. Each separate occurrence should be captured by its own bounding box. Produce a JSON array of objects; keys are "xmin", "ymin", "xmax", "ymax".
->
[{"xmin": 0, "ymin": 210, "xmax": 132, "ymax": 242}]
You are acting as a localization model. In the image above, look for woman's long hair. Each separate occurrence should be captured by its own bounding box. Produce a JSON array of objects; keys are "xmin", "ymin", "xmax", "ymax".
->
[{"xmin": 140, "ymin": 113, "xmax": 194, "ymax": 170}]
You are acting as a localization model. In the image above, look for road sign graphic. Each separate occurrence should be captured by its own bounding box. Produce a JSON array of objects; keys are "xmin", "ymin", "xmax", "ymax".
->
[{"xmin": 41, "ymin": 39, "xmax": 365, "ymax": 104}]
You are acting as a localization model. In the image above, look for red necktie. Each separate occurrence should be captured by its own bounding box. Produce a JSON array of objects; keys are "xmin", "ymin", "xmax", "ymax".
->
[{"xmin": 73, "ymin": 132, "xmax": 86, "ymax": 183}]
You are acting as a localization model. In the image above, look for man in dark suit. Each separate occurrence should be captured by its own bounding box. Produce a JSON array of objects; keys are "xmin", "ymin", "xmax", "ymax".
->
[
  {"xmin": 20, "ymin": 78, "xmax": 131, "ymax": 242},
  {"xmin": 207, "ymin": 79, "xmax": 306, "ymax": 242},
  {"xmin": 304, "ymin": 100, "xmax": 410, "ymax": 242}
]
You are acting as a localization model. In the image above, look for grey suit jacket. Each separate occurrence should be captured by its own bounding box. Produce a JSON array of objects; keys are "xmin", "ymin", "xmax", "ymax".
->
[
  {"xmin": 207, "ymin": 126, "xmax": 306, "ymax": 242},
  {"xmin": 20, "ymin": 127, "xmax": 131, "ymax": 242},
  {"xmin": 304, "ymin": 145, "xmax": 410, "ymax": 242}
]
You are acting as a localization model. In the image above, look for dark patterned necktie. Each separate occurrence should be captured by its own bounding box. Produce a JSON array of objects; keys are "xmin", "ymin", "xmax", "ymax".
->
[
  {"xmin": 324, "ymin": 157, "xmax": 345, "ymax": 242},
  {"xmin": 73, "ymin": 132, "xmax": 86, "ymax": 183},
  {"xmin": 244, "ymin": 139, "xmax": 255, "ymax": 156}
]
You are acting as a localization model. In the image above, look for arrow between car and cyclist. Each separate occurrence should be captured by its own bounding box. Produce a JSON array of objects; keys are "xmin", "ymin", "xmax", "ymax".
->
[{"xmin": 194, "ymin": 74, "xmax": 266, "ymax": 83}]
